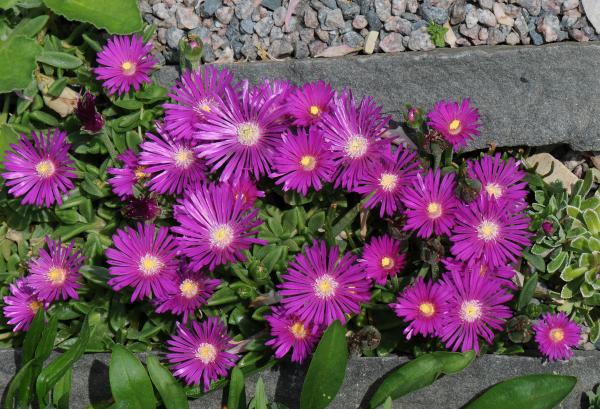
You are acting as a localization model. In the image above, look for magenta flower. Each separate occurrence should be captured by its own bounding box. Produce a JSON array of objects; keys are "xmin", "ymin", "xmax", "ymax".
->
[
  {"xmin": 401, "ymin": 170, "xmax": 460, "ymax": 238},
  {"xmin": 166, "ymin": 317, "xmax": 239, "ymax": 391},
  {"xmin": 320, "ymin": 90, "xmax": 391, "ymax": 190},
  {"xmin": 3, "ymin": 278, "xmax": 46, "ymax": 332},
  {"xmin": 286, "ymin": 80, "xmax": 335, "ymax": 126},
  {"xmin": 271, "ymin": 127, "xmax": 336, "ymax": 196},
  {"xmin": 163, "ymin": 66, "xmax": 234, "ymax": 140},
  {"xmin": 427, "ymin": 99, "xmax": 481, "ymax": 150},
  {"xmin": 28, "ymin": 237, "xmax": 84, "ymax": 302},
  {"xmin": 75, "ymin": 92, "xmax": 104, "ymax": 133},
  {"xmin": 389, "ymin": 277, "xmax": 450, "ymax": 339},
  {"xmin": 442, "ymin": 257, "xmax": 517, "ymax": 290},
  {"xmin": 139, "ymin": 126, "xmax": 206, "ymax": 195},
  {"xmin": 94, "ymin": 35, "xmax": 156, "ymax": 95},
  {"xmin": 122, "ymin": 196, "xmax": 162, "ymax": 221},
  {"xmin": 355, "ymin": 145, "xmax": 420, "ymax": 217},
  {"xmin": 467, "ymin": 153, "xmax": 527, "ymax": 204},
  {"xmin": 360, "ymin": 235, "xmax": 406, "ymax": 285},
  {"xmin": 196, "ymin": 81, "xmax": 288, "ymax": 182},
  {"xmin": 533, "ymin": 312, "xmax": 581, "ymax": 361},
  {"xmin": 279, "ymin": 240, "xmax": 372, "ymax": 327},
  {"xmin": 253, "ymin": 79, "xmax": 292, "ymax": 106},
  {"xmin": 173, "ymin": 183, "xmax": 266, "ymax": 271},
  {"xmin": 265, "ymin": 306, "xmax": 322, "ymax": 363},
  {"xmin": 106, "ymin": 223, "xmax": 178, "ymax": 301},
  {"xmin": 107, "ymin": 149, "xmax": 148, "ymax": 199},
  {"xmin": 2, "ymin": 129, "xmax": 76, "ymax": 208},
  {"xmin": 438, "ymin": 269, "xmax": 512, "ymax": 353},
  {"xmin": 227, "ymin": 175, "xmax": 264, "ymax": 210},
  {"xmin": 155, "ymin": 262, "xmax": 220, "ymax": 322},
  {"xmin": 450, "ymin": 197, "xmax": 531, "ymax": 267}
]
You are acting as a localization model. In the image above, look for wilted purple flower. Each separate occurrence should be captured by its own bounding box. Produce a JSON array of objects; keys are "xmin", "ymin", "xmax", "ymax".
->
[
  {"xmin": 122, "ymin": 196, "xmax": 161, "ymax": 221},
  {"xmin": 75, "ymin": 92, "xmax": 104, "ymax": 133},
  {"xmin": 542, "ymin": 221, "xmax": 554, "ymax": 235},
  {"xmin": 227, "ymin": 175, "xmax": 264, "ymax": 210}
]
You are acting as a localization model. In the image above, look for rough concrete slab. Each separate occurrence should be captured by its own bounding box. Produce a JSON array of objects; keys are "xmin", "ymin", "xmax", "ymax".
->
[
  {"xmin": 1, "ymin": 349, "xmax": 598, "ymax": 408},
  {"xmin": 156, "ymin": 42, "xmax": 600, "ymax": 152}
]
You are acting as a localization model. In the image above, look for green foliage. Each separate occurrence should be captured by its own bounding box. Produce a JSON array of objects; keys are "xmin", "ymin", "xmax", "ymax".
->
[
  {"xmin": 586, "ymin": 385, "xmax": 600, "ymax": 409},
  {"xmin": 427, "ymin": 22, "xmax": 448, "ymax": 48},
  {"xmin": 227, "ymin": 366, "xmax": 246, "ymax": 409},
  {"xmin": 147, "ymin": 355, "xmax": 189, "ymax": 409},
  {"xmin": 109, "ymin": 345, "xmax": 157, "ymax": 409},
  {"xmin": 0, "ymin": 35, "xmax": 42, "ymax": 93}
]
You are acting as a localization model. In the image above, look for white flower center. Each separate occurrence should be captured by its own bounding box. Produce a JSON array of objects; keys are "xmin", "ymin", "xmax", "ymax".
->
[
  {"xmin": 309, "ymin": 105, "xmax": 321, "ymax": 117},
  {"xmin": 195, "ymin": 343, "xmax": 217, "ymax": 364},
  {"xmin": 427, "ymin": 202, "xmax": 442, "ymax": 219},
  {"xmin": 419, "ymin": 302, "xmax": 435, "ymax": 317},
  {"xmin": 174, "ymin": 148, "xmax": 194, "ymax": 169},
  {"xmin": 299, "ymin": 155, "xmax": 317, "ymax": 171},
  {"xmin": 448, "ymin": 119, "xmax": 462, "ymax": 135},
  {"xmin": 477, "ymin": 220, "xmax": 500, "ymax": 241},
  {"xmin": 549, "ymin": 328, "xmax": 565, "ymax": 343},
  {"xmin": 380, "ymin": 256, "xmax": 394, "ymax": 270},
  {"xmin": 121, "ymin": 61, "xmax": 137, "ymax": 76},
  {"xmin": 313, "ymin": 274, "xmax": 338, "ymax": 299},
  {"xmin": 460, "ymin": 300, "xmax": 482, "ymax": 323},
  {"xmin": 379, "ymin": 173, "xmax": 398, "ymax": 192},
  {"xmin": 485, "ymin": 183, "xmax": 503, "ymax": 199},
  {"xmin": 35, "ymin": 160, "xmax": 56, "ymax": 178},
  {"xmin": 138, "ymin": 254, "xmax": 163, "ymax": 276},
  {"xmin": 344, "ymin": 135, "xmax": 368, "ymax": 159},
  {"xmin": 179, "ymin": 279, "xmax": 199, "ymax": 299},
  {"xmin": 47, "ymin": 266, "xmax": 67, "ymax": 285},
  {"xmin": 290, "ymin": 322, "xmax": 308, "ymax": 339},
  {"xmin": 210, "ymin": 224, "xmax": 234, "ymax": 249},
  {"xmin": 237, "ymin": 122, "xmax": 261, "ymax": 146}
]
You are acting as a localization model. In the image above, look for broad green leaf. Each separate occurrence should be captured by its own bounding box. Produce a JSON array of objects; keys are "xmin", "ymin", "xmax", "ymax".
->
[
  {"xmin": 300, "ymin": 321, "xmax": 348, "ymax": 409},
  {"xmin": 561, "ymin": 265, "xmax": 586, "ymax": 282},
  {"xmin": 331, "ymin": 204, "xmax": 359, "ymax": 238},
  {"xmin": 109, "ymin": 345, "xmax": 156, "ymax": 409},
  {"xmin": 517, "ymin": 273, "xmax": 538, "ymax": 311},
  {"xmin": 0, "ymin": 124, "xmax": 19, "ymax": 169},
  {"xmin": 22, "ymin": 309, "xmax": 45, "ymax": 363},
  {"xmin": 43, "ymin": 0, "xmax": 143, "ymax": 34},
  {"xmin": 382, "ymin": 397, "xmax": 392, "ymax": 409},
  {"xmin": 146, "ymin": 355, "xmax": 189, "ymax": 409},
  {"xmin": 3, "ymin": 360, "xmax": 35, "ymax": 409},
  {"xmin": 249, "ymin": 378, "xmax": 268, "ymax": 409},
  {"xmin": 522, "ymin": 251, "xmax": 545, "ymax": 272},
  {"xmin": 227, "ymin": 366, "xmax": 246, "ymax": 409},
  {"xmin": 0, "ymin": 35, "xmax": 42, "ymax": 93},
  {"xmin": 11, "ymin": 15, "xmax": 49, "ymax": 37},
  {"xmin": 37, "ymin": 51, "xmax": 82, "ymax": 69},
  {"xmin": 52, "ymin": 368, "xmax": 72, "ymax": 409},
  {"xmin": 430, "ymin": 350, "xmax": 476, "ymax": 374},
  {"xmin": 583, "ymin": 209, "xmax": 600, "ymax": 235},
  {"xmin": 547, "ymin": 251, "xmax": 567, "ymax": 274},
  {"xmin": 0, "ymin": 0, "xmax": 19, "ymax": 9},
  {"xmin": 463, "ymin": 374, "xmax": 576, "ymax": 409}
]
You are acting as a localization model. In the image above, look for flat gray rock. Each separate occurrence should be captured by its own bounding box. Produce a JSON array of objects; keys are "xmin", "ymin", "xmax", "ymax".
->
[
  {"xmin": 156, "ymin": 42, "xmax": 600, "ymax": 151},
  {"xmin": 1, "ymin": 349, "xmax": 599, "ymax": 408}
]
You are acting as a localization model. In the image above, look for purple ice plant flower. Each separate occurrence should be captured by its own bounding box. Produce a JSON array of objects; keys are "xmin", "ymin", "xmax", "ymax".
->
[
  {"xmin": 533, "ymin": 312, "xmax": 581, "ymax": 361},
  {"xmin": 467, "ymin": 153, "xmax": 527, "ymax": 204},
  {"xmin": 75, "ymin": 92, "xmax": 104, "ymax": 133},
  {"xmin": 173, "ymin": 183, "xmax": 266, "ymax": 271},
  {"xmin": 28, "ymin": 236, "xmax": 84, "ymax": 302},
  {"xmin": 438, "ymin": 269, "xmax": 513, "ymax": 353},
  {"xmin": 2, "ymin": 129, "xmax": 76, "ymax": 207},
  {"xmin": 166, "ymin": 317, "xmax": 239, "ymax": 391},
  {"xmin": 227, "ymin": 175, "xmax": 264, "ymax": 210},
  {"xmin": 107, "ymin": 149, "xmax": 149, "ymax": 199},
  {"xmin": 279, "ymin": 240, "xmax": 372, "ymax": 327},
  {"xmin": 265, "ymin": 306, "xmax": 322, "ymax": 363},
  {"xmin": 271, "ymin": 127, "xmax": 336, "ymax": 196},
  {"xmin": 401, "ymin": 170, "xmax": 460, "ymax": 238},
  {"xmin": 360, "ymin": 235, "xmax": 406, "ymax": 286},
  {"xmin": 442, "ymin": 257, "xmax": 517, "ymax": 290},
  {"xmin": 427, "ymin": 99, "xmax": 481, "ymax": 150},
  {"xmin": 94, "ymin": 35, "xmax": 156, "ymax": 95},
  {"xmin": 3, "ymin": 278, "xmax": 46, "ymax": 332},
  {"xmin": 286, "ymin": 80, "xmax": 335, "ymax": 126},
  {"xmin": 320, "ymin": 90, "xmax": 391, "ymax": 190},
  {"xmin": 106, "ymin": 223, "xmax": 178, "ymax": 301}
]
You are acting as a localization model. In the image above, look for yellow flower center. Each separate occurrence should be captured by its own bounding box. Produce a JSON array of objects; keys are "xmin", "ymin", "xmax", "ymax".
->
[
  {"xmin": 313, "ymin": 274, "xmax": 338, "ymax": 299},
  {"xmin": 309, "ymin": 105, "xmax": 321, "ymax": 117},
  {"xmin": 379, "ymin": 173, "xmax": 398, "ymax": 192},
  {"xmin": 299, "ymin": 155, "xmax": 317, "ymax": 171},
  {"xmin": 237, "ymin": 122, "xmax": 261, "ymax": 146},
  {"xmin": 195, "ymin": 343, "xmax": 217, "ymax": 364},
  {"xmin": 135, "ymin": 166, "xmax": 148, "ymax": 180},
  {"xmin": 196, "ymin": 99, "xmax": 212, "ymax": 114},
  {"xmin": 121, "ymin": 61, "xmax": 136, "ymax": 76},
  {"xmin": 210, "ymin": 224, "xmax": 234, "ymax": 249},
  {"xmin": 290, "ymin": 322, "xmax": 308, "ymax": 339},
  {"xmin": 448, "ymin": 119, "xmax": 462, "ymax": 135},
  {"xmin": 47, "ymin": 266, "xmax": 67, "ymax": 285},
  {"xmin": 427, "ymin": 202, "xmax": 442, "ymax": 219},
  {"xmin": 460, "ymin": 300, "xmax": 482, "ymax": 323},
  {"xmin": 344, "ymin": 135, "xmax": 368, "ymax": 159},
  {"xmin": 380, "ymin": 256, "xmax": 394, "ymax": 270},
  {"xmin": 179, "ymin": 279, "xmax": 199, "ymax": 299},
  {"xmin": 174, "ymin": 148, "xmax": 194, "ymax": 168},
  {"xmin": 138, "ymin": 254, "xmax": 163, "ymax": 276},
  {"xmin": 485, "ymin": 183, "xmax": 503, "ymax": 199},
  {"xmin": 35, "ymin": 160, "xmax": 55, "ymax": 178},
  {"xmin": 477, "ymin": 220, "xmax": 500, "ymax": 241},
  {"xmin": 549, "ymin": 328, "xmax": 565, "ymax": 343},
  {"xmin": 419, "ymin": 302, "xmax": 435, "ymax": 317},
  {"xmin": 29, "ymin": 300, "xmax": 41, "ymax": 314}
]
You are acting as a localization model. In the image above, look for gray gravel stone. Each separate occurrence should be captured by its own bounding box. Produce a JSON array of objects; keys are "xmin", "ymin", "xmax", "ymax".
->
[
  {"xmin": 240, "ymin": 18, "xmax": 255, "ymax": 34},
  {"xmin": 166, "ymin": 27, "xmax": 184, "ymax": 48},
  {"xmin": 255, "ymin": 16, "xmax": 275, "ymax": 36},
  {"xmin": 175, "ymin": 7, "xmax": 200, "ymax": 29},
  {"xmin": 517, "ymin": 0, "xmax": 542, "ymax": 16},
  {"xmin": 269, "ymin": 38, "xmax": 294, "ymax": 57},
  {"xmin": 343, "ymin": 30, "xmax": 366, "ymax": 47},
  {"xmin": 407, "ymin": 26, "xmax": 435, "ymax": 50},
  {"xmin": 353, "ymin": 14, "xmax": 369, "ymax": 28},
  {"xmin": 421, "ymin": 0, "xmax": 449, "ymax": 24},
  {"xmin": 392, "ymin": 0, "xmax": 407, "ymax": 15},
  {"xmin": 380, "ymin": 32, "xmax": 405, "ymax": 51},
  {"xmin": 202, "ymin": 0, "xmax": 222, "ymax": 16},
  {"xmin": 375, "ymin": 0, "xmax": 392, "ymax": 20},
  {"xmin": 479, "ymin": 0, "xmax": 493, "ymax": 10},
  {"xmin": 542, "ymin": 0, "xmax": 561, "ymax": 15},
  {"xmin": 477, "ymin": 8, "xmax": 497, "ymax": 27},
  {"xmin": 323, "ymin": 8, "xmax": 346, "ymax": 29},
  {"xmin": 563, "ymin": 0, "xmax": 579, "ymax": 10},
  {"xmin": 216, "ymin": 6, "xmax": 234, "ymax": 24},
  {"xmin": 321, "ymin": 0, "xmax": 338, "ymax": 9},
  {"xmin": 450, "ymin": 0, "xmax": 466, "ymax": 24},
  {"xmin": 304, "ymin": 7, "xmax": 319, "ymax": 28},
  {"xmin": 385, "ymin": 16, "xmax": 412, "ymax": 34},
  {"xmin": 366, "ymin": 10, "xmax": 383, "ymax": 30},
  {"xmin": 506, "ymin": 31, "xmax": 520, "ymax": 44},
  {"xmin": 538, "ymin": 13, "xmax": 561, "ymax": 41},
  {"xmin": 487, "ymin": 26, "xmax": 506, "ymax": 44},
  {"xmin": 235, "ymin": 0, "xmax": 255, "ymax": 19},
  {"xmin": 529, "ymin": 20, "xmax": 545, "ymax": 44},
  {"xmin": 465, "ymin": 4, "xmax": 479, "ymax": 28},
  {"xmin": 338, "ymin": 0, "xmax": 361, "ymax": 18},
  {"xmin": 261, "ymin": 0, "xmax": 282, "ymax": 10}
]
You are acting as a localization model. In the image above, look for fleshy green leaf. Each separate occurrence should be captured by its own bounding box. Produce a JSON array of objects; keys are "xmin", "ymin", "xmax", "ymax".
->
[
  {"xmin": 11, "ymin": 15, "xmax": 49, "ymax": 37},
  {"xmin": 52, "ymin": 368, "xmax": 72, "ymax": 409},
  {"xmin": 37, "ymin": 51, "xmax": 82, "ymax": 69},
  {"xmin": 547, "ymin": 251, "xmax": 567, "ymax": 274},
  {"xmin": 300, "ymin": 321, "xmax": 348, "ymax": 409},
  {"xmin": 0, "ymin": 124, "xmax": 19, "ymax": 169},
  {"xmin": 517, "ymin": 273, "xmax": 538, "ymax": 311},
  {"xmin": 227, "ymin": 366, "xmax": 246, "ymax": 409},
  {"xmin": 522, "ymin": 251, "xmax": 545, "ymax": 273},
  {"xmin": 583, "ymin": 209, "xmax": 600, "ymax": 235},
  {"xmin": 249, "ymin": 377, "xmax": 268, "ymax": 409},
  {"xmin": 463, "ymin": 374, "xmax": 576, "ymax": 409},
  {"xmin": 0, "ymin": 35, "xmax": 42, "ymax": 93},
  {"xmin": 146, "ymin": 355, "xmax": 189, "ymax": 409},
  {"xmin": 43, "ymin": 0, "xmax": 143, "ymax": 34},
  {"xmin": 109, "ymin": 345, "xmax": 157, "ymax": 409}
]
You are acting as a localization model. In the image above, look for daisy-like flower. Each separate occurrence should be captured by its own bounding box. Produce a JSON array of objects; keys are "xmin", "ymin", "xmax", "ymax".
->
[
  {"xmin": 389, "ymin": 277, "xmax": 450, "ymax": 339},
  {"xmin": 139, "ymin": 126, "xmax": 206, "ymax": 195},
  {"xmin": 467, "ymin": 153, "xmax": 527, "ymax": 204},
  {"xmin": 227, "ymin": 175, "xmax": 264, "ymax": 210},
  {"xmin": 166, "ymin": 317, "xmax": 239, "ymax": 391},
  {"xmin": 360, "ymin": 235, "xmax": 406, "ymax": 285},
  {"xmin": 155, "ymin": 262, "xmax": 220, "ymax": 322},
  {"xmin": 196, "ymin": 81, "xmax": 288, "ymax": 182},
  {"xmin": 2, "ymin": 129, "xmax": 76, "ymax": 208},
  {"xmin": 320, "ymin": 90, "xmax": 391, "ymax": 190},
  {"xmin": 442, "ymin": 257, "xmax": 517, "ymax": 290},
  {"xmin": 438, "ymin": 269, "xmax": 513, "ymax": 353},
  {"xmin": 163, "ymin": 66, "xmax": 234, "ymax": 139},
  {"xmin": 75, "ymin": 92, "xmax": 104, "ymax": 133},
  {"xmin": 106, "ymin": 223, "xmax": 178, "ymax": 301},
  {"xmin": 401, "ymin": 170, "xmax": 460, "ymax": 238},
  {"xmin": 28, "ymin": 237, "xmax": 84, "ymax": 302},
  {"xmin": 94, "ymin": 35, "xmax": 156, "ymax": 95},
  {"xmin": 3, "ymin": 278, "xmax": 46, "ymax": 332},
  {"xmin": 533, "ymin": 312, "xmax": 581, "ymax": 361},
  {"xmin": 265, "ymin": 306, "xmax": 322, "ymax": 363},
  {"xmin": 173, "ymin": 183, "xmax": 266, "ymax": 271},
  {"xmin": 279, "ymin": 240, "xmax": 372, "ymax": 326},
  {"xmin": 427, "ymin": 99, "xmax": 481, "ymax": 150},
  {"xmin": 355, "ymin": 145, "xmax": 420, "ymax": 217},
  {"xmin": 450, "ymin": 196, "xmax": 531, "ymax": 267},
  {"xmin": 286, "ymin": 80, "xmax": 335, "ymax": 126},
  {"xmin": 270, "ymin": 127, "xmax": 336, "ymax": 196},
  {"xmin": 107, "ymin": 149, "xmax": 149, "ymax": 199}
]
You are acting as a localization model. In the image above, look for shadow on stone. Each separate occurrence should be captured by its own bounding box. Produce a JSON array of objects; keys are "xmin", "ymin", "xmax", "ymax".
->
[
  {"xmin": 357, "ymin": 362, "xmax": 404, "ymax": 409},
  {"xmin": 273, "ymin": 361, "xmax": 306, "ymax": 409},
  {"xmin": 88, "ymin": 359, "xmax": 112, "ymax": 406}
]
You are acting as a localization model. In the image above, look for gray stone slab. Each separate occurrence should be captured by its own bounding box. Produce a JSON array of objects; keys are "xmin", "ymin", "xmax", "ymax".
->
[
  {"xmin": 156, "ymin": 42, "xmax": 600, "ymax": 151},
  {"xmin": 1, "ymin": 349, "xmax": 599, "ymax": 408}
]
